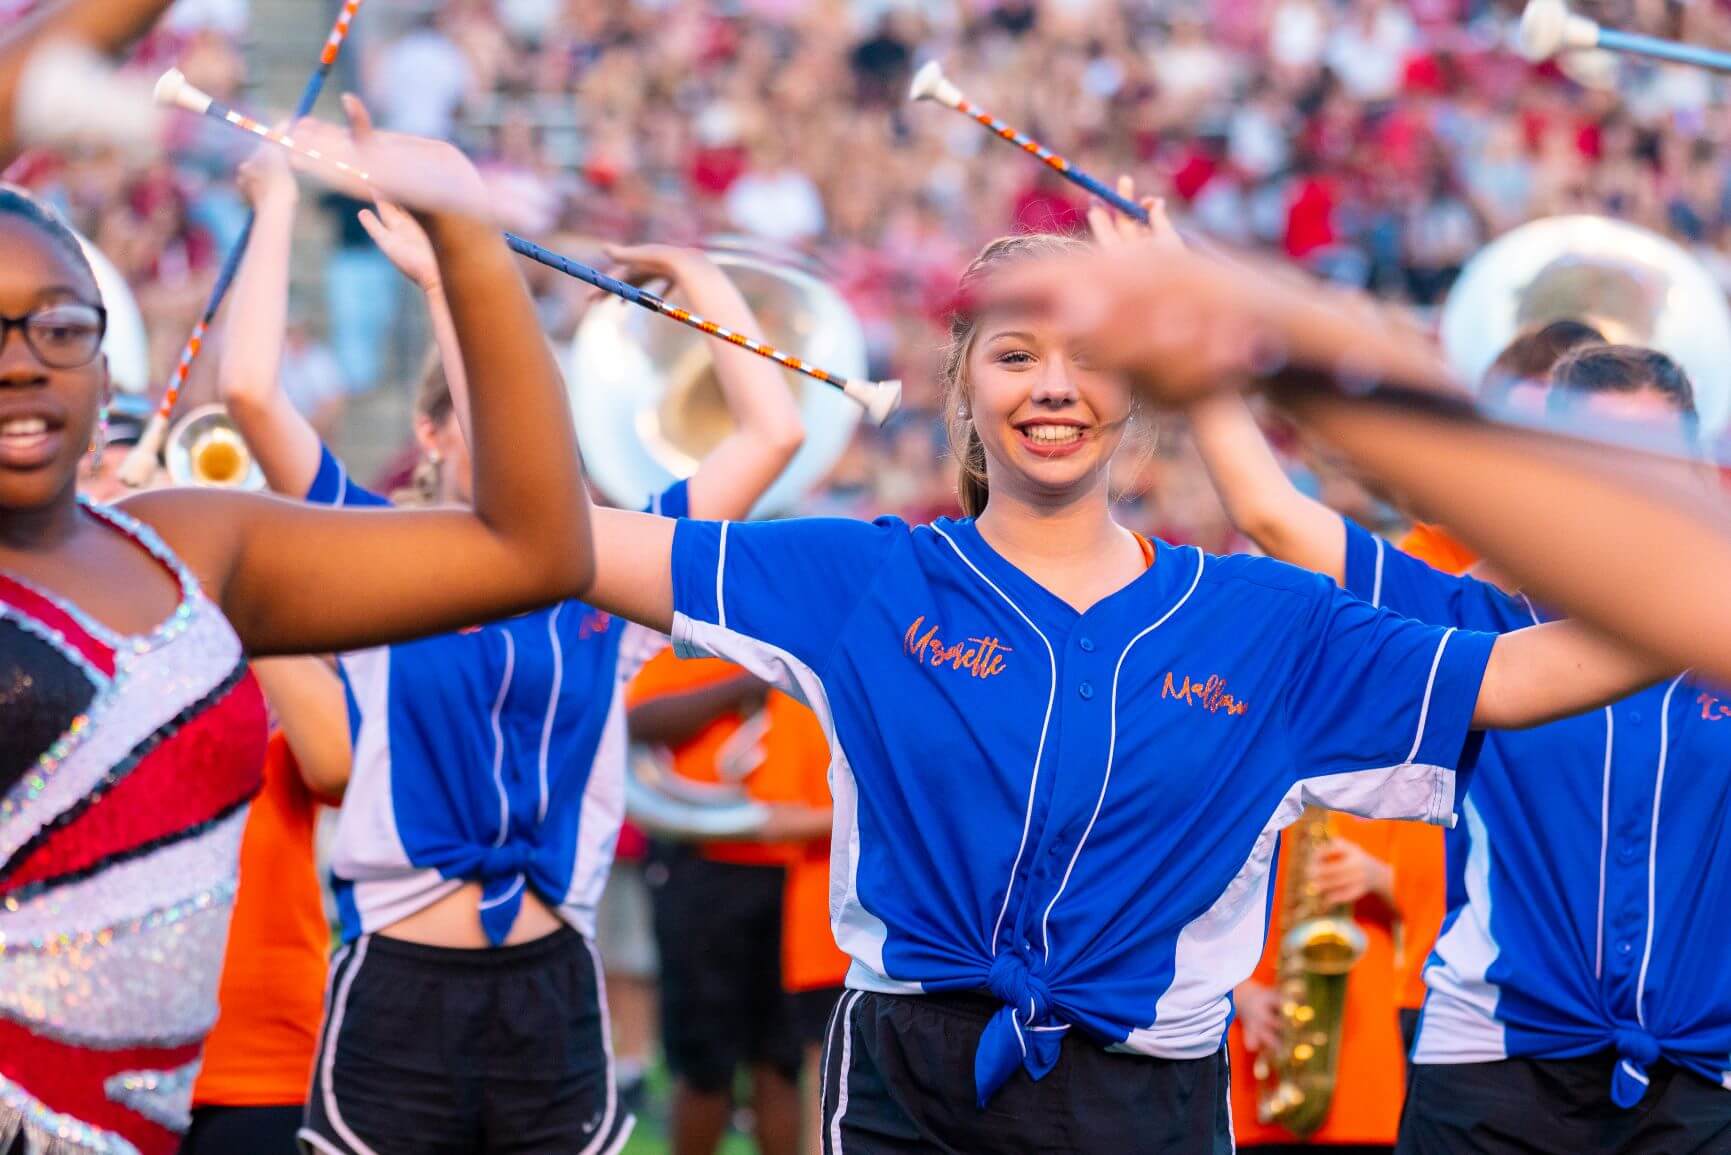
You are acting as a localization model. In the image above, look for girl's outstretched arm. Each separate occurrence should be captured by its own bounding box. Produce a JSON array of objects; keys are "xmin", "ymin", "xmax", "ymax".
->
[{"xmin": 125, "ymin": 109, "xmax": 596, "ymax": 655}]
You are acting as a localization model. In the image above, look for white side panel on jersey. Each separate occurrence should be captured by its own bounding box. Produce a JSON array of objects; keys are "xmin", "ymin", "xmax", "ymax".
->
[{"xmin": 1413, "ymin": 798, "xmax": 1509, "ymax": 1063}]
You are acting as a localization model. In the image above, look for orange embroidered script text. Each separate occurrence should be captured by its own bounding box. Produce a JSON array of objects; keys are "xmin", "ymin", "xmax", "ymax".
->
[
  {"xmin": 903, "ymin": 616, "xmax": 1012, "ymax": 679},
  {"xmin": 1162, "ymin": 672, "xmax": 1249, "ymax": 716}
]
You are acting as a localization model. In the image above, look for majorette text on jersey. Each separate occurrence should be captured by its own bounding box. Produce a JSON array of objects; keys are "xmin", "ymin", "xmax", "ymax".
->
[{"xmin": 903, "ymin": 615, "xmax": 1012, "ymax": 679}]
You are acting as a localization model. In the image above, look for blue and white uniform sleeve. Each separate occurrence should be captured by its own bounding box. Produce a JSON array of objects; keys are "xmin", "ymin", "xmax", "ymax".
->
[
  {"xmin": 645, "ymin": 478, "xmax": 690, "ymax": 519},
  {"xmin": 669, "ymin": 515, "xmax": 898, "ymax": 699},
  {"xmin": 1343, "ymin": 519, "xmax": 1512, "ymax": 630},
  {"xmin": 1284, "ymin": 580, "xmax": 1497, "ymax": 825},
  {"xmin": 304, "ymin": 443, "xmax": 391, "ymax": 509}
]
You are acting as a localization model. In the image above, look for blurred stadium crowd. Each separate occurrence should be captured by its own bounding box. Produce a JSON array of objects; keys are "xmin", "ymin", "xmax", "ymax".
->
[{"xmin": 11, "ymin": 0, "xmax": 1731, "ymax": 540}]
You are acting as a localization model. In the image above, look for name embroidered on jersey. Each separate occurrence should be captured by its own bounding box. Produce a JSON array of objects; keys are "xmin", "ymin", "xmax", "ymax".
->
[
  {"xmin": 1161, "ymin": 671, "xmax": 1249, "ymax": 716},
  {"xmin": 903, "ymin": 615, "xmax": 1012, "ymax": 679},
  {"xmin": 1698, "ymin": 691, "xmax": 1731, "ymax": 721}
]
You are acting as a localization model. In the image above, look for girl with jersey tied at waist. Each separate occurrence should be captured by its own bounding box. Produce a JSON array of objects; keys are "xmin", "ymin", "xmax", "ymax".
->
[
  {"xmin": 1187, "ymin": 347, "xmax": 1731, "ymax": 1153},
  {"xmin": 0, "ymin": 118, "xmax": 595, "ymax": 1154},
  {"xmin": 218, "ymin": 109, "xmax": 804, "ymax": 1155},
  {"xmin": 521, "ymin": 192, "xmax": 1670, "ymax": 1148}
]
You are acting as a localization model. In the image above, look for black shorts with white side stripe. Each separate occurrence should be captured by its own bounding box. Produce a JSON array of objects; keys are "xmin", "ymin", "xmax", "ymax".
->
[
  {"xmin": 299, "ymin": 927, "xmax": 634, "ymax": 1155},
  {"xmin": 819, "ymin": 989, "xmax": 1232, "ymax": 1155}
]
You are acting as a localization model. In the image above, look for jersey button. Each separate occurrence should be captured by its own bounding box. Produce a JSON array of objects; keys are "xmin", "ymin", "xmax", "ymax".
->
[
  {"xmin": 1079, "ymin": 681, "xmax": 1095, "ymax": 699},
  {"xmin": 1618, "ymin": 941, "xmax": 1634, "ymax": 956},
  {"xmin": 1079, "ymin": 637, "xmax": 1095, "ymax": 652}
]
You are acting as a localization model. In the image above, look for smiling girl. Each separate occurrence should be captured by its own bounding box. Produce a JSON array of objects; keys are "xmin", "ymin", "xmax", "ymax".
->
[
  {"xmin": 498, "ymin": 221, "xmax": 1673, "ymax": 1153},
  {"xmin": 0, "ymin": 114, "xmax": 595, "ymax": 1155}
]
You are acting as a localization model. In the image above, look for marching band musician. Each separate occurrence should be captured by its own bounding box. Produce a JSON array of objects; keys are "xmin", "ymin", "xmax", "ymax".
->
[
  {"xmin": 1184, "ymin": 345, "xmax": 1731, "ymax": 1152},
  {"xmin": 216, "ymin": 112, "xmax": 807, "ymax": 1153},
  {"xmin": 1229, "ymin": 817, "xmax": 1428, "ymax": 1155},
  {"xmin": 0, "ymin": 111, "xmax": 599, "ymax": 1155},
  {"xmin": 627, "ymin": 653, "xmax": 830, "ymax": 1155},
  {"xmin": 554, "ymin": 203, "xmax": 1666, "ymax": 1152}
]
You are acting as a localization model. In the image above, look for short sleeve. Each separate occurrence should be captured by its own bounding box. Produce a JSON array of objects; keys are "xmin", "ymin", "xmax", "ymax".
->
[
  {"xmin": 669, "ymin": 516, "xmax": 900, "ymax": 692},
  {"xmin": 644, "ymin": 479, "xmax": 690, "ymax": 519},
  {"xmin": 1343, "ymin": 520, "xmax": 1524, "ymax": 632},
  {"xmin": 1284, "ymin": 581, "xmax": 1497, "ymax": 825},
  {"xmin": 304, "ymin": 443, "xmax": 390, "ymax": 509}
]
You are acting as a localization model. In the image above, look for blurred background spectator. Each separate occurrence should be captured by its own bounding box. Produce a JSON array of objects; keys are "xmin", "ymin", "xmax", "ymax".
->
[{"xmin": 14, "ymin": 0, "xmax": 1731, "ymax": 541}]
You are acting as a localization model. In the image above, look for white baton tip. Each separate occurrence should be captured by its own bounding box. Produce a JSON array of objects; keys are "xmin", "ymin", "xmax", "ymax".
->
[
  {"xmin": 908, "ymin": 61, "xmax": 964, "ymax": 108},
  {"xmin": 154, "ymin": 68, "xmax": 211, "ymax": 114},
  {"xmin": 117, "ymin": 414, "xmax": 169, "ymax": 489},
  {"xmin": 856, "ymin": 379, "xmax": 902, "ymax": 426},
  {"xmin": 1518, "ymin": 0, "xmax": 1598, "ymax": 59}
]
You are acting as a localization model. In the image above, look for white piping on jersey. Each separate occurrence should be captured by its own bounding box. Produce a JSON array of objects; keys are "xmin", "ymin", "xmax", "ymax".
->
[
  {"xmin": 1038, "ymin": 548, "xmax": 1205, "ymax": 958},
  {"xmin": 827, "ymin": 990, "xmax": 864, "ymax": 1154},
  {"xmin": 1635, "ymin": 675, "xmax": 1685, "ymax": 1030},
  {"xmin": 1370, "ymin": 535, "xmax": 1385, "ymax": 608},
  {"xmin": 488, "ymin": 633, "xmax": 517, "ymax": 848},
  {"xmin": 536, "ymin": 606, "xmax": 564, "ymax": 822},
  {"xmin": 1596, "ymin": 709, "xmax": 1614, "ymax": 979},
  {"xmin": 716, "ymin": 522, "xmax": 730, "ymax": 630},
  {"xmin": 927, "ymin": 523, "xmax": 1058, "ymax": 956},
  {"xmin": 1518, "ymin": 594, "xmax": 1621, "ymax": 981},
  {"xmin": 477, "ymin": 874, "xmax": 525, "ymax": 911},
  {"xmin": 1404, "ymin": 629, "xmax": 1454, "ymax": 765},
  {"xmin": 333, "ymin": 462, "xmax": 349, "ymax": 507}
]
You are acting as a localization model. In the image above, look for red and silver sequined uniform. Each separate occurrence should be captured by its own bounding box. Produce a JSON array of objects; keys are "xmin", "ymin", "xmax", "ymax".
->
[{"xmin": 0, "ymin": 503, "xmax": 266, "ymax": 1155}]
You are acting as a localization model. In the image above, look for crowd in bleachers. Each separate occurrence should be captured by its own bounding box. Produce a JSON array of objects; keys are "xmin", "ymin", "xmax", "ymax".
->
[{"xmin": 14, "ymin": 0, "xmax": 1731, "ymax": 539}]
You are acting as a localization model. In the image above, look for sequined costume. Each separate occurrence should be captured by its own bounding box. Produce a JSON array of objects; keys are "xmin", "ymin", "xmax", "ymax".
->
[{"xmin": 0, "ymin": 502, "xmax": 266, "ymax": 1155}]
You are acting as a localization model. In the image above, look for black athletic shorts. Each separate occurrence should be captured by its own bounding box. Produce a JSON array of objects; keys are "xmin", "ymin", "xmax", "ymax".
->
[
  {"xmin": 1398, "ymin": 1052, "xmax": 1731, "ymax": 1154},
  {"xmin": 299, "ymin": 927, "xmax": 633, "ymax": 1155},
  {"xmin": 180, "ymin": 1105, "xmax": 302, "ymax": 1155},
  {"xmin": 648, "ymin": 847, "xmax": 802, "ymax": 1093},
  {"xmin": 819, "ymin": 989, "xmax": 1232, "ymax": 1154}
]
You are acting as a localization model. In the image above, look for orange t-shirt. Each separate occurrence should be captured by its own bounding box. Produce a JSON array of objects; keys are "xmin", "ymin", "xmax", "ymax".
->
[
  {"xmin": 1229, "ymin": 814, "xmax": 1411, "ymax": 1147},
  {"xmin": 782, "ymin": 742, "xmax": 849, "ymax": 994},
  {"xmin": 627, "ymin": 651, "xmax": 830, "ymax": 867},
  {"xmin": 1397, "ymin": 523, "xmax": 1477, "ymax": 576},
  {"xmin": 192, "ymin": 732, "xmax": 330, "ymax": 1108}
]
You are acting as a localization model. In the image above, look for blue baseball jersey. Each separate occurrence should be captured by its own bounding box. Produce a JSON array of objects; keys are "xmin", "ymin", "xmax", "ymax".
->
[
  {"xmin": 667, "ymin": 514, "xmax": 1495, "ymax": 1105},
  {"xmin": 1345, "ymin": 521, "xmax": 1731, "ymax": 1107},
  {"xmin": 305, "ymin": 447, "xmax": 687, "ymax": 945}
]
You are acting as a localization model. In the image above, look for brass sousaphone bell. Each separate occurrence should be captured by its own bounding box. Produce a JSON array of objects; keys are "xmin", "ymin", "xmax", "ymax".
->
[
  {"xmin": 165, "ymin": 404, "xmax": 265, "ymax": 490},
  {"xmin": 571, "ymin": 247, "xmax": 865, "ymax": 837},
  {"xmin": 1439, "ymin": 215, "xmax": 1731, "ymax": 433}
]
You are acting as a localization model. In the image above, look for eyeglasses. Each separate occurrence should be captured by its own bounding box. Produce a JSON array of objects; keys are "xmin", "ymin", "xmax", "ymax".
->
[{"xmin": 0, "ymin": 302, "xmax": 107, "ymax": 370}]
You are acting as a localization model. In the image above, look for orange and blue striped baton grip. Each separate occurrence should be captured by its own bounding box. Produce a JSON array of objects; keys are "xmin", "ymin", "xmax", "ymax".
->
[
  {"xmin": 504, "ymin": 233, "xmax": 900, "ymax": 424},
  {"xmin": 951, "ymin": 98, "xmax": 1149, "ymax": 224},
  {"xmin": 148, "ymin": 0, "xmax": 364, "ymax": 425}
]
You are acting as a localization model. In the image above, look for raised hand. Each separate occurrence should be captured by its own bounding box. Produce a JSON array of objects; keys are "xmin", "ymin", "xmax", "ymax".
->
[
  {"xmin": 235, "ymin": 132, "xmax": 297, "ymax": 211},
  {"xmin": 1087, "ymin": 175, "xmax": 1181, "ymax": 252},
  {"xmin": 288, "ymin": 93, "xmax": 491, "ymax": 222},
  {"xmin": 358, "ymin": 199, "xmax": 439, "ymax": 292}
]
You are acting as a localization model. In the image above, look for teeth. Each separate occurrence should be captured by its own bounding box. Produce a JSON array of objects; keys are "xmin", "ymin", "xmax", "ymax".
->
[
  {"xmin": 1024, "ymin": 424, "xmax": 1082, "ymax": 445},
  {"xmin": 0, "ymin": 417, "xmax": 47, "ymax": 437}
]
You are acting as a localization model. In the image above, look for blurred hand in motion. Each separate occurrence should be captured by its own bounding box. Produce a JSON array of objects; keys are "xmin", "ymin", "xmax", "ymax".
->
[
  {"xmin": 358, "ymin": 199, "xmax": 439, "ymax": 293},
  {"xmin": 978, "ymin": 243, "xmax": 1457, "ymax": 409},
  {"xmin": 1087, "ymin": 175, "xmax": 1181, "ymax": 252},
  {"xmin": 235, "ymin": 129, "xmax": 297, "ymax": 210},
  {"xmin": 1309, "ymin": 838, "xmax": 1393, "ymax": 907},
  {"xmin": 1234, "ymin": 980, "xmax": 1284, "ymax": 1054},
  {"xmin": 289, "ymin": 93, "xmax": 491, "ymax": 222}
]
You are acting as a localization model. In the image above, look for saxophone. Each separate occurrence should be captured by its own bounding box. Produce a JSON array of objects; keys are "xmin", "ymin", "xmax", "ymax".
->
[{"xmin": 1252, "ymin": 806, "xmax": 1368, "ymax": 1138}]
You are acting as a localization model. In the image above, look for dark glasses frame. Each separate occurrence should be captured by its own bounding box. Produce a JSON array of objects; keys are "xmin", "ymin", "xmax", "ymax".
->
[{"xmin": 0, "ymin": 302, "xmax": 108, "ymax": 370}]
